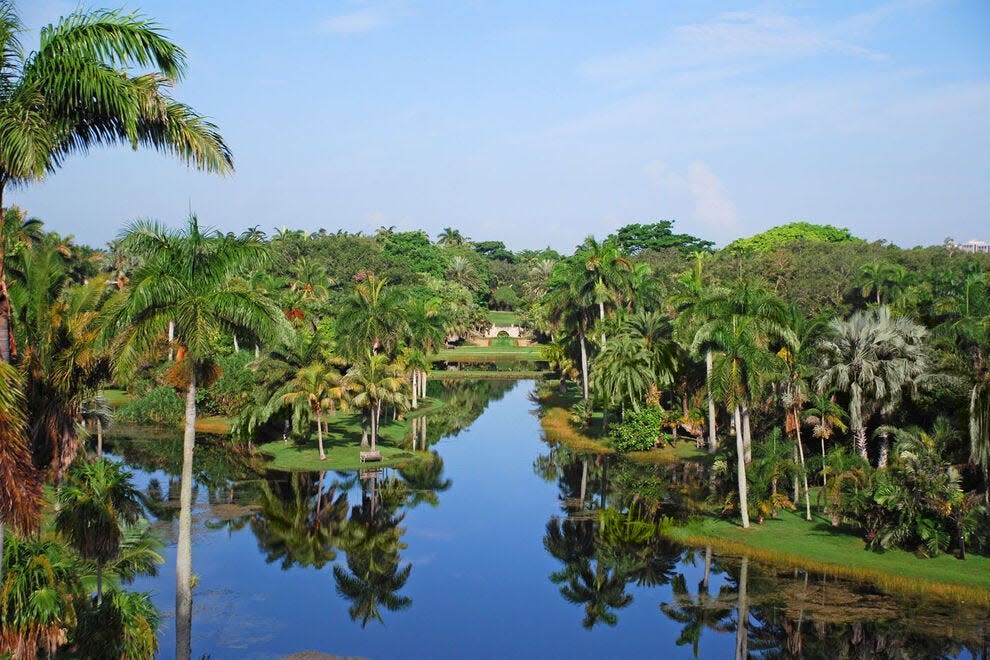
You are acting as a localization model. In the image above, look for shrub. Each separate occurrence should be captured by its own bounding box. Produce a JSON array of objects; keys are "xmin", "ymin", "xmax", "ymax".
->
[
  {"xmin": 116, "ymin": 386, "xmax": 183, "ymax": 426},
  {"xmin": 611, "ymin": 407, "xmax": 663, "ymax": 452},
  {"xmin": 196, "ymin": 352, "xmax": 255, "ymax": 416}
]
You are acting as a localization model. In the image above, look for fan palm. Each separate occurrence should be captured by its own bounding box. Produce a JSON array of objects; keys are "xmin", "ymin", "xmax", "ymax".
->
[
  {"xmin": 0, "ymin": 3, "xmax": 232, "ymax": 367},
  {"xmin": 104, "ymin": 215, "xmax": 287, "ymax": 659},
  {"xmin": 815, "ymin": 306, "xmax": 929, "ymax": 464}
]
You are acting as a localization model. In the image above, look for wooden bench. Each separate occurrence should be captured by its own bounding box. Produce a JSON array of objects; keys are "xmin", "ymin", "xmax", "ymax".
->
[{"xmin": 359, "ymin": 451, "xmax": 382, "ymax": 463}]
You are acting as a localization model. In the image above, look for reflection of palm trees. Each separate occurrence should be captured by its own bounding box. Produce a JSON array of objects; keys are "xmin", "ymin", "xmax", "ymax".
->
[
  {"xmin": 559, "ymin": 559, "xmax": 633, "ymax": 629},
  {"xmin": 398, "ymin": 452, "xmax": 452, "ymax": 508},
  {"xmin": 660, "ymin": 573, "xmax": 734, "ymax": 658},
  {"xmin": 333, "ymin": 470, "xmax": 413, "ymax": 627},
  {"xmin": 251, "ymin": 471, "xmax": 348, "ymax": 570}
]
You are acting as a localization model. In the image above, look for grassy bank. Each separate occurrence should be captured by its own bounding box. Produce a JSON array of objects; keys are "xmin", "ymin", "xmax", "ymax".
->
[
  {"xmin": 487, "ymin": 310, "xmax": 520, "ymax": 326},
  {"xmin": 430, "ymin": 369, "xmax": 551, "ymax": 380},
  {"xmin": 664, "ymin": 508, "xmax": 990, "ymax": 607},
  {"xmin": 431, "ymin": 344, "xmax": 541, "ymax": 363}
]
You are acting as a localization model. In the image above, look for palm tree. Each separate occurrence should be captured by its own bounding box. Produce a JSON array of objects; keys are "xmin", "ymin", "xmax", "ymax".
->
[
  {"xmin": 80, "ymin": 392, "xmax": 113, "ymax": 458},
  {"xmin": 802, "ymin": 390, "xmax": 847, "ymax": 485},
  {"xmin": 282, "ymin": 362, "xmax": 347, "ymax": 460},
  {"xmin": 436, "ymin": 227, "xmax": 468, "ymax": 247},
  {"xmin": 336, "ymin": 273, "xmax": 405, "ymax": 359},
  {"xmin": 660, "ymin": 573, "xmax": 734, "ymax": 658},
  {"xmin": 0, "ymin": 361, "xmax": 42, "ymax": 583},
  {"xmin": 547, "ymin": 260, "xmax": 594, "ymax": 400},
  {"xmin": 0, "ymin": 3, "xmax": 232, "ymax": 367},
  {"xmin": 972, "ymin": 378, "xmax": 990, "ymax": 505},
  {"xmin": 858, "ymin": 261, "xmax": 891, "ymax": 305},
  {"xmin": 816, "ymin": 306, "xmax": 929, "ymax": 464},
  {"xmin": 347, "ymin": 353, "xmax": 406, "ymax": 453},
  {"xmin": 55, "ymin": 459, "xmax": 143, "ymax": 604},
  {"xmin": 575, "ymin": 236, "xmax": 631, "ymax": 346},
  {"xmin": 104, "ymin": 215, "xmax": 287, "ymax": 659}
]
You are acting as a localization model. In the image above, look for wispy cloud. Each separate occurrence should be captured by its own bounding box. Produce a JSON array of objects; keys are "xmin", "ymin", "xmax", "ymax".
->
[
  {"xmin": 646, "ymin": 161, "xmax": 739, "ymax": 232},
  {"xmin": 579, "ymin": 7, "xmax": 891, "ymax": 83},
  {"xmin": 319, "ymin": 3, "xmax": 409, "ymax": 36}
]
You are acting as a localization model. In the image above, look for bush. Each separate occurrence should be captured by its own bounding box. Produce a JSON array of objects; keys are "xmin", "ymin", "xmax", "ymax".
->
[
  {"xmin": 116, "ymin": 386, "xmax": 183, "ymax": 426},
  {"xmin": 611, "ymin": 407, "xmax": 664, "ymax": 452},
  {"xmin": 196, "ymin": 352, "xmax": 255, "ymax": 416}
]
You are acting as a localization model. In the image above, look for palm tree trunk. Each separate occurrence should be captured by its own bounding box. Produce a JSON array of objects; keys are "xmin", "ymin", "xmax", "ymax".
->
[
  {"xmin": 853, "ymin": 426, "xmax": 868, "ymax": 462},
  {"xmin": 741, "ymin": 404, "xmax": 752, "ymax": 464},
  {"xmin": 706, "ymin": 351, "xmax": 717, "ymax": 453},
  {"xmin": 599, "ymin": 301, "xmax": 606, "ymax": 347},
  {"xmin": 579, "ymin": 325, "xmax": 589, "ymax": 401},
  {"xmin": 316, "ymin": 409, "xmax": 326, "ymax": 460},
  {"xmin": 97, "ymin": 419, "xmax": 103, "ymax": 458},
  {"xmin": 580, "ymin": 459, "xmax": 588, "ymax": 504},
  {"xmin": 176, "ymin": 372, "xmax": 197, "ymax": 660},
  {"xmin": 411, "ymin": 371, "xmax": 418, "ymax": 409},
  {"xmin": 821, "ymin": 437, "xmax": 827, "ymax": 486},
  {"xmin": 734, "ymin": 406, "xmax": 750, "ymax": 529},
  {"xmin": 360, "ymin": 413, "xmax": 369, "ymax": 449},
  {"xmin": 168, "ymin": 320, "xmax": 175, "ymax": 361},
  {"xmin": 0, "ymin": 524, "xmax": 4, "ymax": 585},
  {"xmin": 97, "ymin": 563, "xmax": 104, "ymax": 605},
  {"xmin": 420, "ymin": 370, "xmax": 427, "ymax": 399},
  {"xmin": 795, "ymin": 414, "xmax": 812, "ymax": 521},
  {"xmin": 232, "ymin": 334, "xmax": 239, "ymax": 352},
  {"xmin": 371, "ymin": 403, "xmax": 380, "ymax": 452},
  {"xmin": 792, "ymin": 446, "xmax": 799, "ymax": 503},
  {"xmin": 878, "ymin": 433, "xmax": 890, "ymax": 468},
  {"xmin": 702, "ymin": 545, "xmax": 712, "ymax": 593}
]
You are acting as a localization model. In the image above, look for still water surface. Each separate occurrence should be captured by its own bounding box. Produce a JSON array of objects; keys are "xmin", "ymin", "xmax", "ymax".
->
[{"xmin": 108, "ymin": 380, "xmax": 989, "ymax": 658}]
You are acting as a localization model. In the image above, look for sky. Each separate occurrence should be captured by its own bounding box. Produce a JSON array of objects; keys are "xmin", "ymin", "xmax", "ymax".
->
[{"xmin": 9, "ymin": 0, "xmax": 990, "ymax": 251}]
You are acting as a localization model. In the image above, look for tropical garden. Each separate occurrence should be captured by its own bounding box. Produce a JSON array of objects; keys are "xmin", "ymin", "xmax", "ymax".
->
[{"xmin": 0, "ymin": 1, "xmax": 989, "ymax": 658}]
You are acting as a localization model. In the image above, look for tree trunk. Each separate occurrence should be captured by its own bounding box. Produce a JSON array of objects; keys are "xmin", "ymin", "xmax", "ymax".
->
[
  {"xmin": 360, "ymin": 413, "xmax": 369, "ymax": 449},
  {"xmin": 96, "ymin": 419, "xmax": 103, "ymax": 458},
  {"xmin": 411, "ymin": 371, "xmax": 418, "ymax": 409},
  {"xmin": 255, "ymin": 344, "xmax": 260, "ymax": 358},
  {"xmin": 578, "ymin": 325, "xmax": 589, "ymax": 401},
  {"xmin": 176, "ymin": 373, "xmax": 197, "ymax": 660},
  {"xmin": 792, "ymin": 445, "xmax": 800, "ymax": 504},
  {"xmin": 316, "ymin": 409, "xmax": 326, "ymax": 460},
  {"xmin": 232, "ymin": 334, "xmax": 239, "ymax": 352},
  {"xmin": 706, "ymin": 351, "xmax": 717, "ymax": 453},
  {"xmin": 821, "ymin": 437, "xmax": 827, "ymax": 486},
  {"xmin": 580, "ymin": 459, "xmax": 588, "ymax": 505},
  {"xmin": 168, "ymin": 320, "xmax": 175, "ymax": 361},
  {"xmin": 877, "ymin": 433, "xmax": 890, "ymax": 468},
  {"xmin": 371, "ymin": 404, "xmax": 379, "ymax": 452},
  {"xmin": 420, "ymin": 370, "xmax": 427, "ymax": 400},
  {"xmin": 702, "ymin": 545, "xmax": 712, "ymax": 594},
  {"xmin": 599, "ymin": 301, "xmax": 606, "ymax": 347},
  {"xmin": 0, "ymin": 523, "xmax": 4, "ymax": 585},
  {"xmin": 97, "ymin": 563, "xmax": 103, "ymax": 605},
  {"xmin": 734, "ymin": 406, "xmax": 750, "ymax": 529},
  {"xmin": 854, "ymin": 426, "xmax": 868, "ymax": 462},
  {"xmin": 795, "ymin": 413, "xmax": 812, "ymax": 521},
  {"xmin": 741, "ymin": 404, "xmax": 752, "ymax": 464}
]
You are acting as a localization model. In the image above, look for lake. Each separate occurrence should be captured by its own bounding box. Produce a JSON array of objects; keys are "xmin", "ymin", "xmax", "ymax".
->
[{"xmin": 107, "ymin": 380, "xmax": 990, "ymax": 658}]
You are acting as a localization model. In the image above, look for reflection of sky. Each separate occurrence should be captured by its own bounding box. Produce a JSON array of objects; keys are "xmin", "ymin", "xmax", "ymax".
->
[
  {"xmin": 124, "ymin": 381, "xmax": 738, "ymax": 658},
  {"xmin": 119, "ymin": 380, "xmax": 981, "ymax": 658}
]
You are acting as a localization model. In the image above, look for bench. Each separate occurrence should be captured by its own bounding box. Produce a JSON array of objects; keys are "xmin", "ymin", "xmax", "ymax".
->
[{"xmin": 359, "ymin": 451, "xmax": 382, "ymax": 463}]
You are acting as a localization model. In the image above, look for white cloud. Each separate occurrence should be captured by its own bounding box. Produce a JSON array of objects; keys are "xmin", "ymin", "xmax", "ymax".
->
[
  {"xmin": 646, "ymin": 161, "xmax": 738, "ymax": 232},
  {"xmin": 320, "ymin": 3, "xmax": 409, "ymax": 35}
]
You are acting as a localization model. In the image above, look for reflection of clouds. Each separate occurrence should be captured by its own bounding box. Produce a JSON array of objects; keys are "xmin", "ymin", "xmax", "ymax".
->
[{"xmin": 196, "ymin": 587, "xmax": 280, "ymax": 650}]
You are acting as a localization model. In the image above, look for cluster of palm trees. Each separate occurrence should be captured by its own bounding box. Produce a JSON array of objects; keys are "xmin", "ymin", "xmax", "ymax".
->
[{"xmin": 538, "ymin": 236, "xmax": 989, "ymax": 547}]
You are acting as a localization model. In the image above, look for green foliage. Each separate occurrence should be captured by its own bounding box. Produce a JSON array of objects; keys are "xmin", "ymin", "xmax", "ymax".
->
[
  {"xmin": 197, "ymin": 351, "xmax": 256, "ymax": 416},
  {"xmin": 381, "ymin": 230, "xmax": 449, "ymax": 279},
  {"xmin": 611, "ymin": 407, "xmax": 664, "ymax": 452},
  {"xmin": 116, "ymin": 386, "xmax": 183, "ymax": 426},
  {"xmin": 490, "ymin": 335, "xmax": 516, "ymax": 348},
  {"xmin": 726, "ymin": 222, "xmax": 862, "ymax": 252},
  {"xmin": 611, "ymin": 220, "xmax": 714, "ymax": 256},
  {"xmin": 491, "ymin": 284, "xmax": 521, "ymax": 310}
]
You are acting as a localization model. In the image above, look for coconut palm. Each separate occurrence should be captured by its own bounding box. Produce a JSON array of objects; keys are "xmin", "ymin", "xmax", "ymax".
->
[
  {"xmin": 104, "ymin": 215, "xmax": 287, "ymax": 659},
  {"xmin": 336, "ymin": 273, "xmax": 406, "ymax": 359},
  {"xmin": 55, "ymin": 459, "xmax": 143, "ymax": 604},
  {"xmin": 575, "ymin": 236, "xmax": 632, "ymax": 345},
  {"xmin": 660, "ymin": 573, "xmax": 734, "ymax": 658},
  {"xmin": 282, "ymin": 362, "xmax": 347, "ymax": 460},
  {"xmin": 346, "ymin": 353, "xmax": 406, "ymax": 453},
  {"xmin": 80, "ymin": 392, "xmax": 112, "ymax": 458},
  {"xmin": 546, "ymin": 260, "xmax": 594, "ymax": 400},
  {"xmin": 816, "ymin": 306, "xmax": 929, "ymax": 465},
  {"xmin": 558, "ymin": 558, "xmax": 634, "ymax": 629},
  {"xmin": 858, "ymin": 262, "xmax": 891, "ymax": 305},
  {"xmin": 436, "ymin": 227, "xmax": 469, "ymax": 247},
  {"xmin": 0, "ymin": 3, "xmax": 232, "ymax": 369}
]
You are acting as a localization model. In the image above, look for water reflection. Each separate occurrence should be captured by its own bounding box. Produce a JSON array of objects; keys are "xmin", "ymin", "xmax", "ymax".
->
[{"xmin": 103, "ymin": 380, "xmax": 990, "ymax": 658}]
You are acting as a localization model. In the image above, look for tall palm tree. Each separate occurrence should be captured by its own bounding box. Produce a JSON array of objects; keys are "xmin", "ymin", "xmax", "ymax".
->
[
  {"xmin": 576, "ymin": 236, "xmax": 631, "ymax": 346},
  {"xmin": 547, "ymin": 260, "xmax": 594, "ymax": 400},
  {"xmin": 336, "ymin": 273, "xmax": 405, "ymax": 359},
  {"xmin": 816, "ymin": 306, "xmax": 928, "ymax": 464},
  {"xmin": 802, "ymin": 390, "xmax": 847, "ymax": 485},
  {"xmin": 347, "ymin": 353, "xmax": 406, "ymax": 453},
  {"xmin": 435, "ymin": 227, "xmax": 468, "ymax": 247},
  {"xmin": 0, "ymin": 3, "xmax": 232, "ymax": 366},
  {"xmin": 283, "ymin": 362, "xmax": 346, "ymax": 460},
  {"xmin": 55, "ymin": 459, "xmax": 143, "ymax": 604},
  {"xmin": 104, "ymin": 215, "xmax": 287, "ymax": 659}
]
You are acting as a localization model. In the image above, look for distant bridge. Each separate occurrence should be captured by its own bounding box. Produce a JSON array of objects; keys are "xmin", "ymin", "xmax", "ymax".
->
[{"xmin": 485, "ymin": 325, "xmax": 522, "ymax": 338}]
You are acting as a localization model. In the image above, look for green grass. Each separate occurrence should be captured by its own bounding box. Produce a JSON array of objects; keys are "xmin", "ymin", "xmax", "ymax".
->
[
  {"xmin": 432, "ymin": 344, "xmax": 541, "ymax": 363},
  {"xmin": 102, "ymin": 389, "xmax": 134, "ymax": 407},
  {"xmin": 256, "ymin": 399, "xmax": 441, "ymax": 472},
  {"xmin": 487, "ymin": 310, "xmax": 520, "ymax": 326},
  {"xmin": 664, "ymin": 507, "xmax": 990, "ymax": 606},
  {"xmin": 431, "ymin": 370, "xmax": 552, "ymax": 380}
]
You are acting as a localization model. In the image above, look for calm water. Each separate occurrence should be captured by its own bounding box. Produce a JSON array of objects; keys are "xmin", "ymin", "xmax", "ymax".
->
[{"xmin": 108, "ymin": 380, "xmax": 990, "ymax": 659}]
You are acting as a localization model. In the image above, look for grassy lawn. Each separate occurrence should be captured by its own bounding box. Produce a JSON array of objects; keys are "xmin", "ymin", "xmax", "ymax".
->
[
  {"xmin": 432, "ymin": 344, "xmax": 542, "ymax": 363},
  {"xmin": 487, "ymin": 310, "xmax": 520, "ymax": 326},
  {"xmin": 665, "ymin": 508, "xmax": 990, "ymax": 606},
  {"xmin": 102, "ymin": 388, "xmax": 134, "ymax": 407},
  {"xmin": 256, "ymin": 399, "xmax": 441, "ymax": 472},
  {"xmin": 431, "ymin": 369, "xmax": 552, "ymax": 380}
]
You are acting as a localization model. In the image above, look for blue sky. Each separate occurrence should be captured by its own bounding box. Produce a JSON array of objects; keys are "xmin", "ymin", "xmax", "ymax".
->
[{"xmin": 10, "ymin": 1, "xmax": 990, "ymax": 251}]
